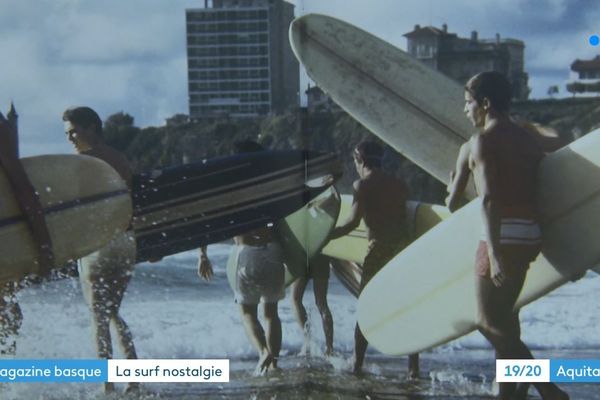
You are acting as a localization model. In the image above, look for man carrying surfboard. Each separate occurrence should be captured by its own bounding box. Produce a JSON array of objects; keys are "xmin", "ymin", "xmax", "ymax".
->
[
  {"xmin": 329, "ymin": 140, "xmax": 418, "ymax": 378},
  {"xmin": 62, "ymin": 106, "xmax": 138, "ymax": 393},
  {"xmin": 199, "ymin": 140, "xmax": 285, "ymax": 376},
  {"xmin": 0, "ymin": 110, "xmax": 54, "ymax": 354},
  {"xmin": 446, "ymin": 72, "xmax": 568, "ymax": 400}
]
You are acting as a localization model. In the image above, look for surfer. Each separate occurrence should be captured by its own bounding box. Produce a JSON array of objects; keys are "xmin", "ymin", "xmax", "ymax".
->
[
  {"xmin": 63, "ymin": 106, "xmax": 138, "ymax": 393},
  {"xmin": 446, "ymin": 71, "xmax": 568, "ymax": 400},
  {"xmin": 329, "ymin": 140, "xmax": 419, "ymax": 378},
  {"xmin": 0, "ymin": 107, "xmax": 54, "ymax": 355},
  {"xmin": 290, "ymin": 253, "xmax": 334, "ymax": 356},
  {"xmin": 199, "ymin": 140, "xmax": 285, "ymax": 375}
]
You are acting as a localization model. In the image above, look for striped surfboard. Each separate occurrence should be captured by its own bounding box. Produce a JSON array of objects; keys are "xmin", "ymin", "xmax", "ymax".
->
[{"xmin": 132, "ymin": 150, "xmax": 341, "ymax": 262}]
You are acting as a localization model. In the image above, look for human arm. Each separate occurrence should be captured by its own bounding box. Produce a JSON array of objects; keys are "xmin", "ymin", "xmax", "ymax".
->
[
  {"xmin": 197, "ymin": 245, "xmax": 213, "ymax": 281},
  {"xmin": 445, "ymin": 141, "xmax": 471, "ymax": 213},
  {"xmin": 472, "ymin": 134, "xmax": 504, "ymax": 287},
  {"xmin": 329, "ymin": 181, "xmax": 364, "ymax": 240}
]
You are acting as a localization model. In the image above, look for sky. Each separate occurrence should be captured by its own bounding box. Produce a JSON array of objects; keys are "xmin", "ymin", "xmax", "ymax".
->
[{"xmin": 0, "ymin": 0, "xmax": 598, "ymax": 156}]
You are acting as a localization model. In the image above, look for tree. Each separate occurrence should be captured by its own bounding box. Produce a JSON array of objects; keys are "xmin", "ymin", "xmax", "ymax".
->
[
  {"xmin": 103, "ymin": 112, "xmax": 140, "ymax": 153},
  {"xmin": 566, "ymin": 82, "xmax": 586, "ymax": 97},
  {"xmin": 547, "ymin": 85, "xmax": 559, "ymax": 98}
]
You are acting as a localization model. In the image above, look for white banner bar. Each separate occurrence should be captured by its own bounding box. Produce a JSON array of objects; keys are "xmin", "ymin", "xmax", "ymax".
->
[
  {"xmin": 496, "ymin": 359, "xmax": 549, "ymax": 382},
  {"xmin": 107, "ymin": 359, "xmax": 229, "ymax": 383}
]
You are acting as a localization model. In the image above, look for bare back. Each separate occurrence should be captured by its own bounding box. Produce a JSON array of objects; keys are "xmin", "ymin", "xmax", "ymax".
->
[{"xmin": 356, "ymin": 169, "xmax": 408, "ymax": 245}]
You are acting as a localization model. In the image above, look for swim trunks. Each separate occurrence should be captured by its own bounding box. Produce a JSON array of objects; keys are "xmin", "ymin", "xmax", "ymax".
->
[
  {"xmin": 79, "ymin": 230, "xmax": 136, "ymax": 308},
  {"xmin": 234, "ymin": 242, "xmax": 285, "ymax": 305},
  {"xmin": 359, "ymin": 240, "xmax": 403, "ymax": 292},
  {"xmin": 476, "ymin": 217, "xmax": 541, "ymax": 278}
]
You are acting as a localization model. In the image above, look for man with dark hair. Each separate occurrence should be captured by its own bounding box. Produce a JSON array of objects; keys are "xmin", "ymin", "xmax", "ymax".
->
[
  {"xmin": 62, "ymin": 106, "xmax": 103, "ymax": 136},
  {"xmin": 63, "ymin": 106, "xmax": 138, "ymax": 394},
  {"xmin": 0, "ymin": 108, "xmax": 54, "ymax": 354},
  {"xmin": 329, "ymin": 139, "xmax": 418, "ymax": 377},
  {"xmin": 446, "ymin": 71, "xmax": 568, "ymax": 400}
]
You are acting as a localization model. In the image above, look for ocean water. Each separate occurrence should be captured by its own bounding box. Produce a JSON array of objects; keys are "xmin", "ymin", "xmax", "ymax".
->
[{"xmin": 4, "ymin": 244, "xmax": 599, "ymax": 399}]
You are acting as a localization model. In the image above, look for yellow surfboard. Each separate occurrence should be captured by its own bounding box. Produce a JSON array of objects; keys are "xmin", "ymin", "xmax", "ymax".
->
[{"xmin": 0, "ymin": 155, "xmax": 132, "ymax": 281}]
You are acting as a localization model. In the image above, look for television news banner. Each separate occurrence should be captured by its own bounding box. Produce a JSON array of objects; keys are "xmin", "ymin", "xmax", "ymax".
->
[{"xmin": 1, "ymin": 33, "xmax": 599, "ymax": 387}]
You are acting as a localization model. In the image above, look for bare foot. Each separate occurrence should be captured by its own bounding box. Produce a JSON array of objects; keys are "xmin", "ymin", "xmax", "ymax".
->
[
  {"xmin": 350, "ymin": 357, "xmax": 363, "ymax": 376},
  {"xmin": 408, "ymin": 367, "xmax": 420, "ymax": 380},
  {"xmin": 254, "ymin": 351, "xmax": 274, "ymax": 376},
  {"xmin": 325, "ymin": 346, "xmax": 334, "ymax": 357}
]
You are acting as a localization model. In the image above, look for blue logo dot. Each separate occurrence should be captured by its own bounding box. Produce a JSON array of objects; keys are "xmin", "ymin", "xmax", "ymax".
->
[{"xmin": 590, "ymin": 34, "xmax": 599, "ymax": 46}]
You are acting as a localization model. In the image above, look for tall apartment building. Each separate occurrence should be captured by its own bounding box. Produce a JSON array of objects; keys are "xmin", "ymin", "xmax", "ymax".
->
[
  {"xmin": 186, "ymin": 0, "xmax": 299, "ymax": 119},
  {"xmin": 404, "ymin": 24, "xmax": 529, "ymax": 100}
]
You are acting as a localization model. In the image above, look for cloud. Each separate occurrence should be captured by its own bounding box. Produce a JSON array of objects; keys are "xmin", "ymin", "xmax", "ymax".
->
[
  {"xmin": 1, "ymin": 0, "xmax": 598, "ymax": 156},
  {"xmin": 0, "ymin": 0, "xmax": 198, "ymax": 156},
  {"xmin": 299, "ymin": 0, "xmax": 600, "ymax": 98}
]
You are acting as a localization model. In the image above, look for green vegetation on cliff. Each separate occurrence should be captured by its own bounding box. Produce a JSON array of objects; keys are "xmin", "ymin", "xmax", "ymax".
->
[{"xmin": 102, "ymin": 97, "xmax": 600, "ymax": 203}]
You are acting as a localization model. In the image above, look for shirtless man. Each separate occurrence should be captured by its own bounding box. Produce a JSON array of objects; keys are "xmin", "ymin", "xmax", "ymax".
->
[
  {"xmin": 290, "ymin": 254, "xmax": 334, "ymax": 356},
  {"xmin": 199, "ymin": 140, "xmax": 284, "ymax": 375},
  {"xmin": 63, "ymin": 106, "xmax": 138, "ymax": 393},
  {"xmin": 0, "ymin": 108, "xmax": 54, "ymax": 355},
  {"xmin": 329, "ymin": 140, "xmax": 418, "ymax": 377},
  {"xmin": 446, "ymin": 71, "xmax": 568, "ymax": 400}
]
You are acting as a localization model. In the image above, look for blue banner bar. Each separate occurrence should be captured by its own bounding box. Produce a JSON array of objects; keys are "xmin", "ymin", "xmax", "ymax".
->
[
  {"xmin": 0, "ymin": 360, "xmax": 107, "ymax": 383},
  {"xmin": 550, "ymin": 359, "xmax": 600, "ymax": 383}
]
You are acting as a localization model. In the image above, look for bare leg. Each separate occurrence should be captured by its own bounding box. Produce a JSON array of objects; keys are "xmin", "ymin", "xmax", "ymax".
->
[
  {"xmin": 0, "ymin": 281, "xmax": 23, "ymax": 355},
  {"xmin": 313, "ymin": 276, "xmax": 334, "ymax": 355},
  {"xmin": 263, "ymin": 302, "xmax": 281, "ymax": 368},
  {"xmin": 352, "ymin": 323, "xmax": 368, "ymax": 374},
  {"xmin": 79, "ymin": 234, "xmax": 138, "ymax": 393},
  {"xmin": 92, "ymin": 303, "xmax": 113, "ymax": 392},
  {"xmin": 291, "ymin": 277, "xmax": 309, "ymax": 335},
  {"xmin": 90, "ymin": 282, "xmax": 114, "ymax": 360},
  {"xmin": 0, "ymin": 282, "xmax": 22, "ymax": 356},
  {"xmin": 408, "ymin": 353, "xmax": 420, "ymax": 379},
  {"xmin": 239, "ymin": 304, "xmax": 271, "ymax": 374},
  {"xmin": 111, "ymin": 315, "xmax": 137, "ymax": 359},
  {"xmin": 477, "ymin": 274, "xmax": 568, "ymax": 400}
]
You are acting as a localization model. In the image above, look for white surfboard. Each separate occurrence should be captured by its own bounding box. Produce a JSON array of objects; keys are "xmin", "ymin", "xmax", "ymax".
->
[
  {"xmin": 357, "ymin": 131, "xmax": 600, "ymax": 355},
  {"xmin": 289, "ymin": 13, "xmax": 476, "ymax": 198},
  {"xmin": 0, "ymin": 154, "xmax": 132, "ymax": 281}
]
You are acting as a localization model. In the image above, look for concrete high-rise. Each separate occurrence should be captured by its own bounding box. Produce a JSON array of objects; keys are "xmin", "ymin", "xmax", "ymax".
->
[{"xmin": 186, "ymin": 0, "xmax": 299, "ymax": 119}]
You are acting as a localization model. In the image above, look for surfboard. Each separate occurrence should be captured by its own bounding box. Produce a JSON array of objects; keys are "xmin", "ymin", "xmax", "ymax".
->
[
  {"xmin": 324, "ymin": 196, "xmax": 450, "ymax": 295},
  {"xmin": 289, "ymin": 13, "xmax": 476, "ymax": 198},
  {"xmin": 358, "ymin": 131, "xmax": 600, "ymax": 355},
  {"xmin": 133, "ymin": 150, "xmax": 341, "ymax": 262},
  {"xmin": 226, "ymin": 185, "xmax": 341, "ymax": 291},
  {"xmin": 0, "ymin": 154, "xmax": 132, "ymax": 280}
]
